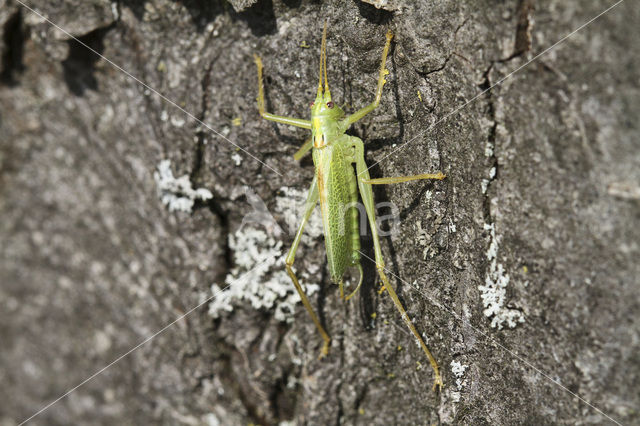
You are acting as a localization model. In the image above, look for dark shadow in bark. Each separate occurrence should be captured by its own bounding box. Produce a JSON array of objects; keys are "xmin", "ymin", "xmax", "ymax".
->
[
  {"xmin": 1, "ymin": 9, "xmax": 26, "ymax": 86},
  {"xmin": 231, "ymin": 0, "xmax": 278, "ymax": 37},
  {"xmin": 282, "ymin": 0, "xmax": 302, "ymax": 8},
  {"xmin": 119, "ymin": 0, "xmax": 147, "ymax": 20},
  {"xmin": 175, "ymin": 0, "xmax": 226, "ymax": 31},
  {"xmin": 62, "ymin": 25, "xmax": 114, "ymax": 96},
  {"xmin": 316, "ymin": 252, "xmax": 330, "ymax": 340},
  {"xmin": 354, "ymin": 0, "xmax": 393, "ymax": 25},
  {"xmin": 121, "ymin": 0, "xmax": 225, "ymax": 30}
]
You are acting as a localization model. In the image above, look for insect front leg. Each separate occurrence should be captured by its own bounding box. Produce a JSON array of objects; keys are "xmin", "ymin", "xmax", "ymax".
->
[
  {"xmin": 293, "ymin": 136, "xmax": 313, "ymax": 161},
  {"xmin": 341, "ymin": 30, "xmax": 393, "ymax": 129},
  {"xmin": 284, "ymin": 175, "xmax": 331, "ymax": 358},
  {"xmin": 254, "ymin": 55, "xmax": 312, "ymax": 129},
  {"xmin": 350, "ymin": 136, "xmax": 444, "ymax": 392}
]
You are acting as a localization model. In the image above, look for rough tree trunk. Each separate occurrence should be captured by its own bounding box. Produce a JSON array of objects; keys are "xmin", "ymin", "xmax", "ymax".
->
[{"xmin": 1, "ymin": 0, "xmax": 638, "ymax": 425}]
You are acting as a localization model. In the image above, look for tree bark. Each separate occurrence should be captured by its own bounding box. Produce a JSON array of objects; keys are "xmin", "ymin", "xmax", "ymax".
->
[{"xmin": 1, "ymin": 0, "xmax": 638, "ymax": 424}]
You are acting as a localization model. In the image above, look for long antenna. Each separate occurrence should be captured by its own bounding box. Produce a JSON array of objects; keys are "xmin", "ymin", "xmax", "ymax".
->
[
  {"xmin": 322, "ymin": 21, "xmax": 330, "ymax": 98},
  {"xmin": 317, "ymin": 23, "xmax": 325, "ymax": 97}
]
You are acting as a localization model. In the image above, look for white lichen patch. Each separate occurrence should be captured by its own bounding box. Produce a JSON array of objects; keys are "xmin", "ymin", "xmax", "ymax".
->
[
  {"xmin": 154, "ymin": 160, "xmax": 212, "ymax": 213},
  {"xmin": 481, "ymin": 179, "xmax": 490, "ymax": 194},
  {"xmin": 203, "ymin": 414, "xmax": 220, "ymax": 426},
  {"xmin": 478, "ymin": 223, "xmax": 524, "ymax": 329},
  {"xmin": 231, "ymin": 152, "xmax": 243, "ymax": 166},
  {"xmin": 451, "ymin": 360, "xmax": 468, "ymax": 389},
  {"xmin": 484, "ymin": 140, "xmax": 494, "ymax": 157},
  {"xmin": 208, "ymin": 187, "xmax": 322, "ymax": 322},
  {"xmin": 450, "ymin": 360, "xmax": 468, "ymax": 402},
  {"xmin": 170, "ymin": 115, "xmax": 186, "ymax": 128}
]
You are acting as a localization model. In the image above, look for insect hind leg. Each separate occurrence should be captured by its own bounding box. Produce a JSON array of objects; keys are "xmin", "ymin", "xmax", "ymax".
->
[
  {"xmin": 351, "ymin": 136, "xmax": 443, "ymax": 391},
  {"xmin": 363, "ymin": 172, "xmax": 445, "ymax": 185},
  {"xmin": 377, "ymin": 267, "xmax": 443, "ymax": 391}
]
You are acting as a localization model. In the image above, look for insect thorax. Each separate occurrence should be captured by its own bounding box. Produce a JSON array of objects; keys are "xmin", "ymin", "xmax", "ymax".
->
[{"xmin": 312, "ymin": 114, "xmax": 343, "ymax": 149}]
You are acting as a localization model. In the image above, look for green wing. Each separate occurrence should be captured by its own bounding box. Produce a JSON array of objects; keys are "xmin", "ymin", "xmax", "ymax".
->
[{"xmin": 313, "ymin": 142, "xmax": 355, "ymax": 283}]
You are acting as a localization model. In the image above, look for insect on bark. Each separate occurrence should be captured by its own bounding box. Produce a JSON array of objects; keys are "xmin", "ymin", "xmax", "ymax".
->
[{"xmin": 254, "ymin": 24, "xmax": 445, "ymax": 391}]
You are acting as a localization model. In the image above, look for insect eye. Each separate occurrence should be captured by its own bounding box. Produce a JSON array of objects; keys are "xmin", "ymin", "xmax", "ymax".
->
[{"xmin": 327, "ymin": 101, "xmax": 334, "ymax": 108}]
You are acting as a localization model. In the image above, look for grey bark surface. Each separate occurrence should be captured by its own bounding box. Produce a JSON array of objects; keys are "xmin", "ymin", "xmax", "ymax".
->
[{"xmin": 1, "ymin": 0, "xmax": 639, "ymax": 425}]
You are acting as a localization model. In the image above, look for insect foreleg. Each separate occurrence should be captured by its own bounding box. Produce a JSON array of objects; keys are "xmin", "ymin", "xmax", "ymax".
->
[
  {"xmin": 284, "ymin": 176, "xmax": 331, "ymax": 357},
  {"xmin": 293, "ymin": 136, "xmax": 313, "ymax": 161},
  {"xmin": 341, "ymin": 30, "xmax": 393, "ymax": 129},
  {"xmin": 350, "ymin": 136, "xmax": 444, "ymax": 392},
  {"xmin": 254, "ymin": 55, "xmax": 312, "ymax": 129}
]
